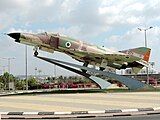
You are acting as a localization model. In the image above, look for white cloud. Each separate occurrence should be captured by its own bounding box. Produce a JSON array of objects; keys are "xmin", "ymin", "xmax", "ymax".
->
[
  {"xmin": 126, "ymin": 16, "xmax": 141, "ymax": 24},
  {"xmin": 44, "ymin": 0, "xmax": 55, "ymax": 6},
  {"xmin": 124, "ymin": 3, "xmax": 145, "ymax": 12},
  {"xmin": 8, "ymin": 28, "xmax": 33, "ymax": 33},
  {"xmin": 99, "ymin": 0, "xmax": 160, "ymax": 27},
  {"xmin": 99, "ymin": 6, "xmax": 119, "ymax": 14},
  {"xmin": 1, "ymin": 0, "xmax": 160, "ymax": 36},
  {"xmin": 0, "ymin": 13, "xmax": 13, "ymax": 30}
]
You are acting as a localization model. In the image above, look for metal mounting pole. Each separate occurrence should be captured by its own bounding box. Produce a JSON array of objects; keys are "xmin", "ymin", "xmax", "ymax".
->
[{"xmin": 138, "ymin": 26, "xmax": 153, "ymax": 85}]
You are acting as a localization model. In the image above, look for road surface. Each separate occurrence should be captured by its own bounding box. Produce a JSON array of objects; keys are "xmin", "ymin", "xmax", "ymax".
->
[{"xmin": 0, "ymin": 92, "xmax": 159, "ymax": 112}]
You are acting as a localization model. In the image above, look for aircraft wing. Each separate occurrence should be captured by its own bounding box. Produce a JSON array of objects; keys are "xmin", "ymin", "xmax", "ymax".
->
[
  {"xmin": 67, "ymin": 49, "xmax": 141, "ymax": 63},
  {"xmin": 65, "ymin": 49, "xmax": 146, "ymax": 74}
]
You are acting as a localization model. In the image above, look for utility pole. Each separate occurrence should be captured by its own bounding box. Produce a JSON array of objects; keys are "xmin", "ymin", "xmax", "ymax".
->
[
  {"xmin": 25, "ymin": 45, "xmax": 28, "ymax": 90},
  {"xmin": 138, "ymin": 26, "xmax": 153, "ymax": 84}
]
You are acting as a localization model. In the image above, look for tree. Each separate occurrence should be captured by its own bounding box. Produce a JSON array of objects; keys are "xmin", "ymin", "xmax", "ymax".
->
[
  {"xmin": 0, "ymin": 72, "xmax": 16, "ymax": 90},
  {"xmin": 28, "ymin": 77, "xmax": 40, "ymax": 89},
  {"xmin": 15, "ymin": 79, "xmax": 26, "ymax": 90}
]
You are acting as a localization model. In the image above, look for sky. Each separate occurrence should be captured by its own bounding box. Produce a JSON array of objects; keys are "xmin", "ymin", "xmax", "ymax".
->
[{"xmin": 0, "ymin": 0, "xmax": 160, "ymax": 76}]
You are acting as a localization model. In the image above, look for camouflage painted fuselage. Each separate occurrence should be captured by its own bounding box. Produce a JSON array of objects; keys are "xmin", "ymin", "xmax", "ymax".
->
[{"xmin": 8, "ymin": 32, "xmax": 151, "ymax": 72}]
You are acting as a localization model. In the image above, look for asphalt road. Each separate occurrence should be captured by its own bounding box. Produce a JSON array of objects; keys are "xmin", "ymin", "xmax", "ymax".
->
[
  {"xmin": 73, "ymin": 115, "xmax": 160, "ymax": 120},
  {"xmin": 0, "ymin": 92, "xmax": 159, "ymax": 112},
  {"xmin": 63, "ymin": 114, "xmax": 160, "ymax": 120},
  {"xmin": 3, "ymin": 114, "xmax": 159, "ymax": 120}
]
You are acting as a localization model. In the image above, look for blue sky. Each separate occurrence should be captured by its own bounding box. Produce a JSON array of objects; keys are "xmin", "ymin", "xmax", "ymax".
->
[{"xmin": 0, "ymin": 0, "xmax": 160, "ymax": 76}]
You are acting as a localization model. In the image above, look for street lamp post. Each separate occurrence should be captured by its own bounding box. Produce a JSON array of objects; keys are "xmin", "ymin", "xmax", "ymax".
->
[
  {"xmin": 25, "ymin": 45, "xmax": 28, "ymax": 90},
  {"xmin": 138, "ymin": 26, "xmax": 153, "ymax": 84},
  {"xmin": 0, "ymin": 65, "xmax": 7, "ymax": 90},
  {"xmin": 2, "ymin": 66, "xmax": 6, "ymax": 74},
  {"xmin": 0, "ymin": 65, "xmax": 3, "ymax": 75},
  {"xmin": 1, "ymin": 57, "xmax": 15, "ymax": 91}
]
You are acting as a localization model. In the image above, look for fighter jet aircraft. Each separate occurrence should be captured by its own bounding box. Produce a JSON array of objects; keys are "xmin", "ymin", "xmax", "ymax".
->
[{"xmin": 7, "ymin": 32, "xmax": 151, "ymax": 74}]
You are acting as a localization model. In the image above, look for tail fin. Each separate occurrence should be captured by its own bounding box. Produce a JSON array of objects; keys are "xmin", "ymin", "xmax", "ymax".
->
[
  {"xmin": 120, "ymin": 47, "xmax": 151, "ymax": 62},
  {"xmin": 120, "ymin": 47, "xmax": 151, "ymax": 74}
]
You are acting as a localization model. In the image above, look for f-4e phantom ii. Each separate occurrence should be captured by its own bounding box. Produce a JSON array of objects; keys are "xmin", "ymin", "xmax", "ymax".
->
[{"xmin": 7, "ymin": 32, "xmax": 151, "ymax": 74}]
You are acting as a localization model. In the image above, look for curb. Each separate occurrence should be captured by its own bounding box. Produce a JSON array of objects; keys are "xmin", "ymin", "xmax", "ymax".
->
[
  {"xmin": 0, "ymin": 90, "xmax": 53, "ymax": 96},
  {"xmin": 0, "ymin": 89, "xmax": 101, "ymax": 97},
  {"xmin": 1, "ymin": 107, "xmax": 160, "ymax": 119}
]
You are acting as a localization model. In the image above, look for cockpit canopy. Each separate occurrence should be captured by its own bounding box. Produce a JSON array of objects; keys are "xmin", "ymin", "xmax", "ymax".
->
[{"xmin": 37, "ymin": 32, "xmax": 60, "ymax": 37}]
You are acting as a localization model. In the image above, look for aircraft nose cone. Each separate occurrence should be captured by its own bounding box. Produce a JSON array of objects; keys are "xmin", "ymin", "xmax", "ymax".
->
[{"xmin": 7, "ymin": 33, "xmax": 20, "ymax": 42}]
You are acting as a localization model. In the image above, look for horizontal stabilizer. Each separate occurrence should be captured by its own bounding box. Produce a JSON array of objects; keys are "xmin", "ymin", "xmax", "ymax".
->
[{"xmin": 120, "ymin": 47, "xmax": 151, "ymax": 62}]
